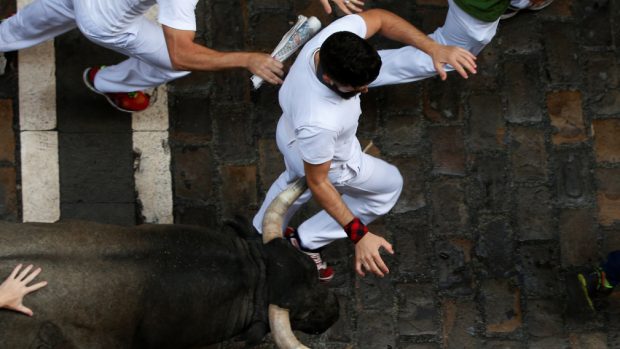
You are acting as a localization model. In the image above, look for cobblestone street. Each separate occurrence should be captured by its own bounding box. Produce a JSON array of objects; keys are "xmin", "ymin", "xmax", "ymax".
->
[{"xmin": 1, "ymin": 0, "xmax": 619, "ymax": 348}]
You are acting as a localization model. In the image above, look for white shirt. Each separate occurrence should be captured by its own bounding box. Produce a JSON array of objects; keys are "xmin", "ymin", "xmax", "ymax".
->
[
  {"xmin": 279, "ymin": 15, "xmax": 367, "ymax": 170},
  {"xmin": 84, "ymin": 0, "xmax": 199, "ymax": 32}
]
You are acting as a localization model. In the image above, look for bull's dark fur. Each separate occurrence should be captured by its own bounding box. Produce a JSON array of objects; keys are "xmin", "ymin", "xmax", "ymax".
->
[{"xmin": 0, "ymin": 220, "xmax": 338, "ymax": 348}]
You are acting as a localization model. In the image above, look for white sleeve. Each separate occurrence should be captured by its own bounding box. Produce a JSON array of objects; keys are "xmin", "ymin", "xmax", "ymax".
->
[
  {"xmin": 369, "ymin": 46, "xmax": 437, "ymax": 87},
  {"xmin": 296, "ymin": 126, "xmax": 337, "ymax": 165},
  {"xmin": 311, "ymin": 14, "xmax": 368, "ymax": 46},
  {"xmin": 157, "ymin": 0, "xmax": 199, "ymax": 31}
]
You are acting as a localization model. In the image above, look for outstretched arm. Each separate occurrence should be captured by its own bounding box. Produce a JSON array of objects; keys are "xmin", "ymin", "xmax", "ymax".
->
[
  {"xmin": 162, "ymin": 26, "xmax": 285, "ymax": 85},
  {"xmin": 304, "ymin": 161, "xmax": 394, "ymax": 277},
  {"xmin": 0, "ymin": 264, "xmax": 47, "ymax": 316},
  {"xmin": 318, "ymin": 0, "xmax": 365, "ymax": 15},
  {"xmin": 359, "ymin": 9, "xmax": 477, "ymax": 81}
]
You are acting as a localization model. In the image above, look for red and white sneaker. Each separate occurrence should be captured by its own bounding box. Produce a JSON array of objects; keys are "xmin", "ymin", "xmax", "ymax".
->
[
  {"xmin": 83, "ymin": 66, "xmax": 151, "ymax": 113},
  {"xmin": 285, "ymin": 227, "xmax": 335, "ymax": 283}
]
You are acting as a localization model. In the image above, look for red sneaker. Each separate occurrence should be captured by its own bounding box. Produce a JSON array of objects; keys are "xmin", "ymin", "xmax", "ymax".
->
[
  {"xmin": 83, "ymin": 66, "xmax": 151, "ymax": 113},
  {"xmin": 285, "ymin": 227, "xmax": 335, "ymax": 283}
]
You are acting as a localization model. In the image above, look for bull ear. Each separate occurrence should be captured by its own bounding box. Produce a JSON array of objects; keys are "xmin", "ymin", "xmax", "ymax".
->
[{"xmin": 264, "ymin": 239, "xmax": 319, "ymax": 310}]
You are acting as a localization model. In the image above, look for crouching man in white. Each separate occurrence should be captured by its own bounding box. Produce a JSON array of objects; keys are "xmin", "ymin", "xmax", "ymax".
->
[{"xmin": 253, "ymin": 1, "xmax": 499, "ymax": 282}]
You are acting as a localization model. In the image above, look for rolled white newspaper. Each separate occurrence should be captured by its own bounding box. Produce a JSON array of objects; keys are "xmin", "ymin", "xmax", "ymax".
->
[{"xmin": 251, "ymin": 15, "xmax": 322, "ymax": 89}]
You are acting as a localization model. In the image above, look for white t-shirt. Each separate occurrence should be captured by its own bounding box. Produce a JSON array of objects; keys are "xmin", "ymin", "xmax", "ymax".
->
[
  {"xmin": 84, "ymin": 0, "xmax": 199, "ymax": 32},
  {"xmin": 279, "ymin": 15, "xmax": 367, "ymax": 169}
]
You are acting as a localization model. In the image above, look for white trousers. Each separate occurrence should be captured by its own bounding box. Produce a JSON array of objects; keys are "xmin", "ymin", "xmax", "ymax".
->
[
  {"xmin": 253, "ymin": 118, "xmax": 404, "ymax": 251},
  {"xmin": 370, "ymin": 0, "xmax": 500, "ymax": 87},
  {"xmin": 0, "ymin": 0, "xmax": 189, "ymax": 92}
]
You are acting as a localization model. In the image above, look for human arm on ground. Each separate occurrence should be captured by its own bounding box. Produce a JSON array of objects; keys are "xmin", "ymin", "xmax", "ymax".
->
[
  {"xmin": 304, "ymin": 160, "xmax": 394, "ymax": 277},
  {"xmin": 162, "ymin": 25, "xmax": 284, "ymax": 85},
  {"xmin": 0, "ymin": 264, "xmax": 47, "ymax": 316},
  {"xmin": 318, "ymin": 0, "xmax": 365, "ymax": 15},
  {"xmin": 359, "ymin": 9, "xmax": 477, "ymax": 80}
]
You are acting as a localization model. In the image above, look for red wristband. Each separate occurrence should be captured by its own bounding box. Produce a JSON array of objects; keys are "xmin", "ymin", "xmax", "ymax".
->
[{"xmin": 343, "ymin": 217, "xmax": 368, "ymax": 244}]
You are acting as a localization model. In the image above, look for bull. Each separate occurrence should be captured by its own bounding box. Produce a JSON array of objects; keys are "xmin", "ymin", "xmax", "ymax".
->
[{"xmin": 0, "ymin": 179, "xmax": 336, "ymax": 348}]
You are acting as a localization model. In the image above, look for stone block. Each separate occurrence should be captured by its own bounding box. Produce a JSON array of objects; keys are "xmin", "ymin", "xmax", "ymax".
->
[
  {"xmin": 380, "ymin": 83, "xmax": 422, "ymax": 116},
  {"xmin": 525, "ymin": 300, "xmax": 564, "ymax": 338},
  {"xmin": 469, "ymin": 154, "xmax": 510, "ymax": 213},
  {"xmin": 580, "ymin": 2, "xmax": 612, "ymax": 48},
  {"xmin": 519, "ymin": 244, "xmax": 561, "ymax": 298},
  {"xmin": 258, "ymin": 139, "xmax": 285, "ymax": 193},
  {"xmin": 0, "ymin": 167, "xmax": 17, "ymax": 221},
  {"xmin": 591, "ymin": 89, "xmax": 620, "ymax": 116},
  {"xmin": 593, "ymin": 119, "xmax": 620, "ymax": 163},
  {"xmin": 213, "ymin": 103, "xmax": 256, "ymax": 162},
  {"xmin": 250, "ymin": 12, "xmax": 291, "ymax": 51},
  {"xmin": 429, "ymin": 126, "xmax": 465, "ymax": 176},
  {"xmin": 250, "ymin": 0, "xmax": 290, "ymax": 11},
  {"xmin": 423, "ymin": 78, "xmax": 463, "ymax": 124},
  {"xmin": 356, "ymin": 311, "xmax": 395, "ymax": 349},
  {"xmin": 475, "ymin": 217, "xmax": 515, "ymax": 278},
  {"xmin": 504, "ymin": 59, "xmax": 543, "ymax": 123},
  {"xmin": 510, "ymin": 126, "xmax": 548, "ymax": 182},
  {"xmin": 133, "ymin": 131, "xmax": 173, "ymax": 224},
  {"xmin": 169, "ymin": 93, "xmax": 212, "ymax": 145},
  {"xmin": 210, "ymin": 1, "xmax": 245, "ymax": 50},
  {"xmin": 468, "ymin": 93, "xmax": 505, "ymax": 152},
  {"xmin": 391, "ymin": 212, "xmax": 433, "ymax": 277},
  {"xmin": 355, "ymin": 272, "xmax": 394, "ymax": 311},
  {"xmin": 173, "ymin": 205, "xmax": 219, "ymax": 228},
  {"xmin": 391, "ymin": 156, "xmax": 427, "ymax": 213},
  {"xmin": 543, "ymin": 23, "xmax": 581, "ymax": 84},
  {"xmin": 516, "ymin": 186, "xmax": 553, "ymax": 241},
  {"xmin": 496, "ymin": 15, "xmax": 542, "ymax": 55},
  {"xmin": 220, "ymin": 165, "xmax": 258, "ymax": 218},
  {"xmin": 584, "ymin": 52, "xmax": 619, "ymax": 95},
  {"xmin": 528, "ymin": 337, "xmax": 569, "ymax": 349},
  {"xmin": 435, "ymin": 239, "xmax": 474, "ymax": 294},
  {"xmin": 173, "ymin": 146, "xmax": 215, "ymax": 202},
  {"xmin": 0, "ymin": 99, "xmax": 15, "ymax": 163},
  {"xmin": 568, "ymin": 332, "xmax": 608, "ymax": 349},
  {"xmin": 553, "ymin": 149, "xmax": 594, "ymax": 207},
  {"xmin": 210, "ymin": 70, "xmax": 250, "ymax": 104},
  {"xmin": 56, "ymin": 33, "xmax": 130, "ymax": 133},
  {"xmin": 596, "ymin": 168, "xmax": 620, "ymax": 226},
  {"xmin": 464, "ymin": 43, "xmax": 500, "ymax": 91},
  {"xmin": 381, "ymin": 114, "xmax": 426, "ymax": 156},
  {"xmin": 543, "ymin": 0, "xmax": 573, "ymax": 18},
  {"xmin": 560, "ymin": 208, "xmax": 598, "ymax": 267},
  {"xmin": 21, "ymin": 131, "xmax": 60, "ymax": 223},
  {"xmin": 484, "ymin": 341, "xmax": 527, "ymax": 349},
  {"xmin": 481, "ymin": 279, "xmax": 522, "ymax": 334},
  {"xmin": 396, "ymin": 283, "xmax": 438, "ymax": 337},
  {"xmin": 430, "ymin": 179, "xmax": 468, "ymax": 236},
  {"xmin": 441, "ymin": 299, "xmax": 481, "ymax": 349},
  {"xmin": 60, "ymin": 203, "xmax": 135, "ymax": 226},
  {"xmin": 59, "ymin": 133, "xmax": 133, "ymax": 203},
  {"xmin": 547, "ymin": 91, "xmax": 588, "ymax": 145},
  {"xmin": 602, "ymin": 228, "xmax": 620, "ymax": 253}
]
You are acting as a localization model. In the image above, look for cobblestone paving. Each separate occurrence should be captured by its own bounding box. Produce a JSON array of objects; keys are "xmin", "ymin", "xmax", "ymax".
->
[{"xmin": 1, "ymin": 0, "xmax": 620, "ymax": 348}]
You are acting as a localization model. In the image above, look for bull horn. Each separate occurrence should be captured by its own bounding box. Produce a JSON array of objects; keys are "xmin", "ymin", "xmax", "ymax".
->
[{"xmin": 262, "ymin": 177, "xmax": 309, "ymax": 349}]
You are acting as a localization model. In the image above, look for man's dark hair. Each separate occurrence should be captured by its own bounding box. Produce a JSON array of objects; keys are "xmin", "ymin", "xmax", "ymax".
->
[{"xmin": 319, "ymin": 31, "xmax": 382, "ymax": 87}]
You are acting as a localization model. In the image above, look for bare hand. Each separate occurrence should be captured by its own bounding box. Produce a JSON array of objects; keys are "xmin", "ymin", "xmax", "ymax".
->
[
  {"xmin": 246, "ymin": 53, "xmax": 284, "ymax": 85},
  {"xmin": 354, "ymin": 232, "xmax": 394, "ymax": 277},
  {"xmin": 319, "ymin": 0, "xmax": 365, "ymax": 15},
  {"xmin": 429, "ymin": 44, "xmax": 477, "ymax": 80},
  {"xmin": 0, "ymin": 264, "xmax": 47, "ymax": 316}
]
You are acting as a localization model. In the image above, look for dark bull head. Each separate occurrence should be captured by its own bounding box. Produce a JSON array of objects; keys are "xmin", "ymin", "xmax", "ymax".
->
[{"xmin": 0, "ymin": 181, "xmax": 338, "ymax": 348}]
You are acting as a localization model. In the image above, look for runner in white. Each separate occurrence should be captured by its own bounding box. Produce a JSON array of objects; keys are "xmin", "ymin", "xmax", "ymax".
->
[
  {"xmin": 0, "ymin": 0, "xmax": 336, "ymax": 112},
  {"xmin": 253, "ymin": 0, "xmax": 499, "ymax": 281}
]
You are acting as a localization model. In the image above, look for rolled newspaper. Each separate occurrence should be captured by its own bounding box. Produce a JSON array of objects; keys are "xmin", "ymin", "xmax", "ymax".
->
[{"xmin": 251, "ymin": 15, "xmax": 322, "ymax": 89}]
